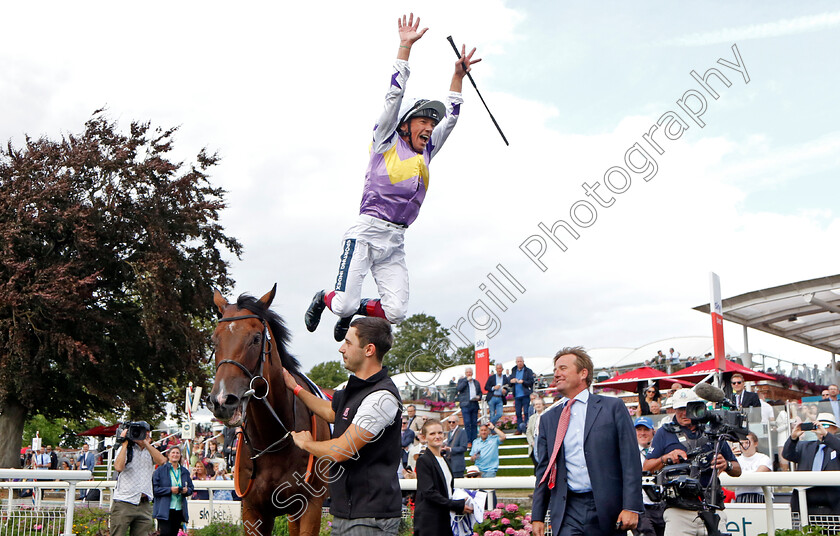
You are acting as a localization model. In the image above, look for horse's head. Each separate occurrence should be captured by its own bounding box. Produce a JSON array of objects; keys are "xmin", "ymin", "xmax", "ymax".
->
[{"xmin": 206, "ymin": 285, "xmax": 279, "ymax": 427}]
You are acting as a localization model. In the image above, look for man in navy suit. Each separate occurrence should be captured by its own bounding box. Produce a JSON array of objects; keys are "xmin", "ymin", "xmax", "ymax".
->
[
  {"xmin": 729, "ymin": 373, "xmax": 760, "ymax": 409},
  {"xmin": 782, "ymin": 412, "xmax": 840, "ymax": 515},
  {"xmin": 485, "ymin": 362, "xmax": 509, "ymax": 425},
  {"xmin": 442, "ymin": 416, "xmax": 468, "ymax": 478},
  {"xmin": 456, "ymin": 367, "xmax": 482, "ymax": 444},
  {"xmin": 532, "ymin": 347, "xmax": 642, "ymax": 536}
]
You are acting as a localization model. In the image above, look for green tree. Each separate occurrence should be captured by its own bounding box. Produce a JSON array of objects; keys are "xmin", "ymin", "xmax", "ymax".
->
[
  {"xmin": 384, "ymin": 313, "xmax": 474, "ymax": 374},
  {"xmin": 0, "ymin": 111, "xmax": 242, "ymax": 468},
  {"xmin": 307, "ymin": 361, "xmax": 348, "ymax": 390}
]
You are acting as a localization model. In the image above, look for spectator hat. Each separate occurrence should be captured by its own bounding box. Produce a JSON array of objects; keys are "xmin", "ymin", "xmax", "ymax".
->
[
  {"xmin": 671, "ymin": 389, "xmax": 701, "ymax": 409},
  {"xmin": 212, "ymin": 458, "xmax": 227, "ymax": 472},
  {"xmin": 634, "ymin": 417, "xmax": 655, "ymax": 429},
  {"xmin": 817, "ymin": 412, "xmax": 838, "ymax": 427}
]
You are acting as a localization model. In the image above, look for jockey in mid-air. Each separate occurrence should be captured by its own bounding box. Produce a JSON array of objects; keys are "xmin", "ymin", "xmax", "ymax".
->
[{"xmin": 305, "ymin": 13, "xmax": 480, "ymax": 341}]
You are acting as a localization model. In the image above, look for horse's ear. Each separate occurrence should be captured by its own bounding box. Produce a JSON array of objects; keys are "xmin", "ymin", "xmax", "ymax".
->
[
  {"xmin": 258, "ymin": 284, "xmax": 277, "ymax": 308},
  {"xmin": 213, "ymin": 288, "xmax": 229, "ymax": 316}
]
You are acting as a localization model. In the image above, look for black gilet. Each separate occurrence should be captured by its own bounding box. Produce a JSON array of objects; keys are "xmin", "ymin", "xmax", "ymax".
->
[{"xmin": 329, "ymin": 366, "xmax": 403, "ymax": 519}]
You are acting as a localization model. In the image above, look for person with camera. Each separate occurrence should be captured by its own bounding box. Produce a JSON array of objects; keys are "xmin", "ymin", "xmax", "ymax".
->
[
  {"xmin": 643, "ymin": 389, "xmax": 741, "ymax": 536},
  {"xmin": 782, "ymin": 412, "xmax": 840, "ymax": 516},
  {"xmin": 469, "ymin": 421, "xmax": 506, "ymax": 478},
  {"xmin": 152, "ymin": 445, "xmax": 194, "ymax": 536},
  {"xmin": 111, "ymin": 421, "xmax": 167, "ymax": 536}
]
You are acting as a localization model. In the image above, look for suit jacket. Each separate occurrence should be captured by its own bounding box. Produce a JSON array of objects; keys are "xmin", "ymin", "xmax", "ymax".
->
[
  {"xmin": 507, "ymin": 366, "xmax": 535, "ymax": 398},
  {"xmin": 456, "ymin": 378, "xmax": 482, "ymax": 409},
  {"xmin": 484, "ymin": 374, "xmax": 509, "ymax": 401},
  {"xmin": 408, "ymin": 415, "xmax": 425, "ymax": 437},
  {"xmin": 414, "ymin": 449, "xmax": 466, "ymax": 536},
  {"xmin": 782, "ymin": 433, "xmax": 840, "ymax": 513},
  {"xmin": 526, "ymin": 411, "xmax": 542, "ymax": 458},
  {"xmin": 734, "ymin": 390, "xmax": 760, "ymax": 409},
  {"xmin": 532, "ymin": 392, "xmax": 642, "ymax": 534},
  {"xmin": 444, "ymin": 425, "xmax": 468, "ymax": 475}
]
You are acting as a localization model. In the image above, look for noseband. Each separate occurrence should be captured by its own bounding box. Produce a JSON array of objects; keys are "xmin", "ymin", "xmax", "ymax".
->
[{"xmin": 215, "ymin": 314, "xmax": 293, "ymax": 457}]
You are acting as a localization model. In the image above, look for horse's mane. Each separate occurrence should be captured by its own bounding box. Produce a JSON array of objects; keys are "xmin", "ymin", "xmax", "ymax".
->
[{"xmin": 235, "ymin": 293, "xmax": 302, "ymax": 375}]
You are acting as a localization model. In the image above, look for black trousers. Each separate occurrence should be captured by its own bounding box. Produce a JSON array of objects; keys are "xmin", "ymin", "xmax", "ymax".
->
[{"xmin": 157, "ymin": 509, "xmax": 185, "ymax": 536}]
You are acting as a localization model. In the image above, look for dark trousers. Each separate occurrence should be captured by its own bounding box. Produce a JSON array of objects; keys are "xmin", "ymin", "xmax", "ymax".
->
[
  {"xmin": 635, "ymin": 504, "xmax": 665, "ymax": 536},
  {"xmin": 557, "ymin": 490, "xmax": 604, "ymax": 536},
  {"xmin": 515, "ymin": 396, "xmax": 530, "ymax": 432},
  {"xmin": 157, "ymin": 509, "xmax": 185, "ymax": 536},
  {"xmin": 462, "ymin": 404, "xmax": 478, "ymax": 444}
]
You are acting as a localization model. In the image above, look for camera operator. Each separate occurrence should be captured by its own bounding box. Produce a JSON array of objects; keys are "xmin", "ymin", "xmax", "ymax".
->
[
  {"xmin": 643, "ymin": 389, "xmax": 741, "ymax": 536},
  {"xmin": 111, "ymin": 422, "xmax": 167, "ymax": 536},
  {"xmin": 782, "ymin": 412, "xmax": 840, "ymax": 516}
]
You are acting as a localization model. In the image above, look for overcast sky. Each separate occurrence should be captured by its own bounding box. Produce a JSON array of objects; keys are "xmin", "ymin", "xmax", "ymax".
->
[{"xmin": 3, "ymin": 2, "xmax": 839, "ymax": 374}]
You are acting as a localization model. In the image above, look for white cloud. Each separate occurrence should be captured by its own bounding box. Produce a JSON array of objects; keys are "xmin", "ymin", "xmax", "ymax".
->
[{"xmin": 663, "ymin": 11, "xmax": 840, "ymax": 47}]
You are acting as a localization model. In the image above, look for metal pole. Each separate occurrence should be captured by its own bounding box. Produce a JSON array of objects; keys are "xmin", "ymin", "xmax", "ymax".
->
[
  {"xmin": 832, "ymin": 353, "xmax": 837, "ymax": 384},
  {"xmin": 762, "ymin": 486, "xmax": 775, "ymax": 536},
  {"xmin": 64, "ymin": 482, "xmax": 77, "ymax": 536},
  {"xmin": 743, "ymin": 325, "xmax": 749, "ymax": 354}
]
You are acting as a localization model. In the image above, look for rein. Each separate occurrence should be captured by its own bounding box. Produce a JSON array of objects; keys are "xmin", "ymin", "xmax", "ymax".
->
[{"xmin": 215, "ymin": 314, "xmax": 293, "ymax": 457}]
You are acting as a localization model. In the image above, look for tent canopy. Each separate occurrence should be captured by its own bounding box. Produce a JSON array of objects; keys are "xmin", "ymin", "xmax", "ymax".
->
[
  {"xmin": 595, "ymin": 366, "xmax": 695, "ymax": 393},
  {"xmin": 668, "ymin": 358, "xmax": 774, "ymax": 382},
  {"xmin": 78, "ymin": 424, "xmax": 119, "ymax": 437}
]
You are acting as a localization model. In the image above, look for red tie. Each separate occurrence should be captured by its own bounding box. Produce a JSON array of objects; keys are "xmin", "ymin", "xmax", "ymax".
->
[{"xmin": 539, "ymin": 399, "xmax": 575, "ymax": 490}]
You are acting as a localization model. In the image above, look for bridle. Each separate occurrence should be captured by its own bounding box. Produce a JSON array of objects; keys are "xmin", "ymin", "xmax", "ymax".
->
[{"xmin": 215, "ymin": 313, "xmax": 294, "ymax": 458}]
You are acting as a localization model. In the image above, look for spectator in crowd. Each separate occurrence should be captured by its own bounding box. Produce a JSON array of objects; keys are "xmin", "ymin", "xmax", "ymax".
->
[
  {"xmin": 222, "ymin": 426, "xmax": 237, "ymax": 470},
  {"xmin": 190, "ymin": 461, "xmax": 211, "ymax": 500},
  {"xmin": 400, "ymin": 417, "xmax": 415, "ymax": 469},
  {"xmin": 758, "ymin": 392, "xmax": 775, "ymax": 425},
  {"xmin": 448, "ymin": 377, "xmax": 456, "ymax": 402},
  {"xmin": 407, "ymin": 428, "xmax": 427, "ymax": 473},
  {"xmin": 639, "ymin": 385, "xmax": 661, "ymax": 416},
  {"xmin": 111, "ymin": 422, "xmax": 167, "ymax": 536},
  {"xmin": 457, "ymin": 367, "xmax": 482, "ymax": 444},
  {"xmin": 790, "ymin": 363, "xmax": 806, "ymax": 380},
  {"xmin": 782, "ymin": 413, "xmax": 840, "ymax": 516},
  {"xmin": 406, "ymin": 404, "xmax": 425, "ymax": 441},
  {"xmin": 827, "ymin": 384, "xmax": 840, "ymax": 425},
  {"xmin": 33, "ymin": 446, "xmax": 50, "ymax": 470},
  {"xmin": 648, "ymin": 400, "xmax": 662, "ymax": 416},
  {"xmin": 811, "ymin": 364, "xmax": 821, "ymax": 384},
  {"xmin": 730, "ymin": 373, "xmax": 760, "ymax": 409},
  {"xmin": 443, "ymin": 416, "xmax": 468, "ymax": 478},
  {"xmin": 76, "ymin": 443, "xmax": 97, "ymax": 500},
  {"xmin": 152, "ymin": 445, "xmax": 194, "ymax": 536},
  {"xmin": 484, "ymin": 362, "xmax": 509, "ymax": 425},
  {"xmin": 59, "ymin": 460, "xmax": 72, "ymax": 470},
  {"xmin": 668, "ymin": 348, "xmax": 680, "ymax": 373},
  {"xmin": 644, "ymin": 389, "xmax": 740, "ymax": 535},
  {"xmin": 469, "ymin": 422, "xmax": 506, "ymax": 477},
  {"xmin": 822, "ymin": 389, "xmax": 831, "ymax": 400},
  {"xmin": 526, "ymin": 397, "xmax": 546, "ymax": 466},
  {"xmin": 204, "ymin": 439, "xmax": 222, "ymax": 460},
  {"xmin": 413, "ymin": 419, "xmax": 473, "ymax": 536},
  {"xmin": 508, "ymin": 356, "xmax": 535, "ymax": 433},
  {"xmin": 211, "ymin": 459, "xmax": 232, "ymax": 501},
  {"xmin": 735, "ymin": 432, "xmax": 772, "ymax": 503},
  {"xmin": 47, "ymin": 445, "xmax": 58, "ymax": 470},
  {"xmin": 634, "ymin": 417, "xmax": 664, "ymax": 536},
  {"xmin": 527, "ymin": 392, "xmax": 540, "ymax": 418},
  {"xmin": 661, "ymin": 383, "xmax": 682, "ymax": 408}
]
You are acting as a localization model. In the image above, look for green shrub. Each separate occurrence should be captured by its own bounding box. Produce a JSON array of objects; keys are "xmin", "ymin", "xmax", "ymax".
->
[{"xmin": 72, "ymin": 505, "xmax": 110, "ymax": 536}]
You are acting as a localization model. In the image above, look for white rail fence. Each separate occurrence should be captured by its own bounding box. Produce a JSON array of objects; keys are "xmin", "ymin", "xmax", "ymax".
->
[{"xmin": 2, "ymin": 470, "xmax": 839, "ymax": 536}]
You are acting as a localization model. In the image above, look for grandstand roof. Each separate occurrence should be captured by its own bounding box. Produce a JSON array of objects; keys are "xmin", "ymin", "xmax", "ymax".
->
[{"xmin": 694, "ymin": 274, "xmax": 840, "ymax": 355}]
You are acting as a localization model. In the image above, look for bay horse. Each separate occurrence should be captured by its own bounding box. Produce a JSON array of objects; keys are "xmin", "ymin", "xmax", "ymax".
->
[{"xmin": 206, "ymin": 285, "xmax": 331, "ymax": 536}]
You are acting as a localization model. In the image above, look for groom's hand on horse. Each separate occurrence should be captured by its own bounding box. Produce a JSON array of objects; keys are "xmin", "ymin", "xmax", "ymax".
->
[
  {"xmin": 283, "ymin": 369, "xmax": 298, "ymax": 390},
  {"xmin": 292, "ymin": 430, "xmax": 313, "ymax": 450}
]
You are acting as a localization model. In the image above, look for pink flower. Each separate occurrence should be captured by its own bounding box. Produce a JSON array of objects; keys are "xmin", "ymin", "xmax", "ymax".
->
[
  {"xmin": 524, "ymin": 515, "xmax": 532, "ymax": 522},
  {"xmin": 506, "ymin": 503, "xmax": 519, "ymax": 513},
  {"xmin": 497, "ymin": 502, "xmax": 506, "ymax": 509},
  {"xmin": 485, "ymin": 512, "xmax": 491, "ymax": 520},
  {"xmin": 473, "ymin": 533, "xmax": 480, "ymax": 536},
  {"xmin": 506, "ymin": 528, "xmax": 516, "ymax": 535},
  {"xmin": 502, "ymin": 518, "xmax": 511, "ymax": 525},
  {"xmin": 524, "ymin": 523, "xmax": 533, "ymax": 531}
]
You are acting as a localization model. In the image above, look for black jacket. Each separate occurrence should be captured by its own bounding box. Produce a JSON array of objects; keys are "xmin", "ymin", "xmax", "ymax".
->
[
  {"xmin": 330, "ymin": 366, "xmax": 402, "ymax": 519},
  {"xmin": 413, "ymin": 449, "xmax": 465, "ymax": 536},
  {"xmin": 484, "ymin": 374, "xmax": 509, "ymax": 401},
  {"xmin": 733, "ymin": 390, "xmax": 760, "ymax": 409}
]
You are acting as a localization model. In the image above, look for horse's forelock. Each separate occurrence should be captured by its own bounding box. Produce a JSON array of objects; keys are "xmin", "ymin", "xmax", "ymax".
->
[{"xmin": 234, "ymin": 293, "xmax": 301, "ymax": 374}]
